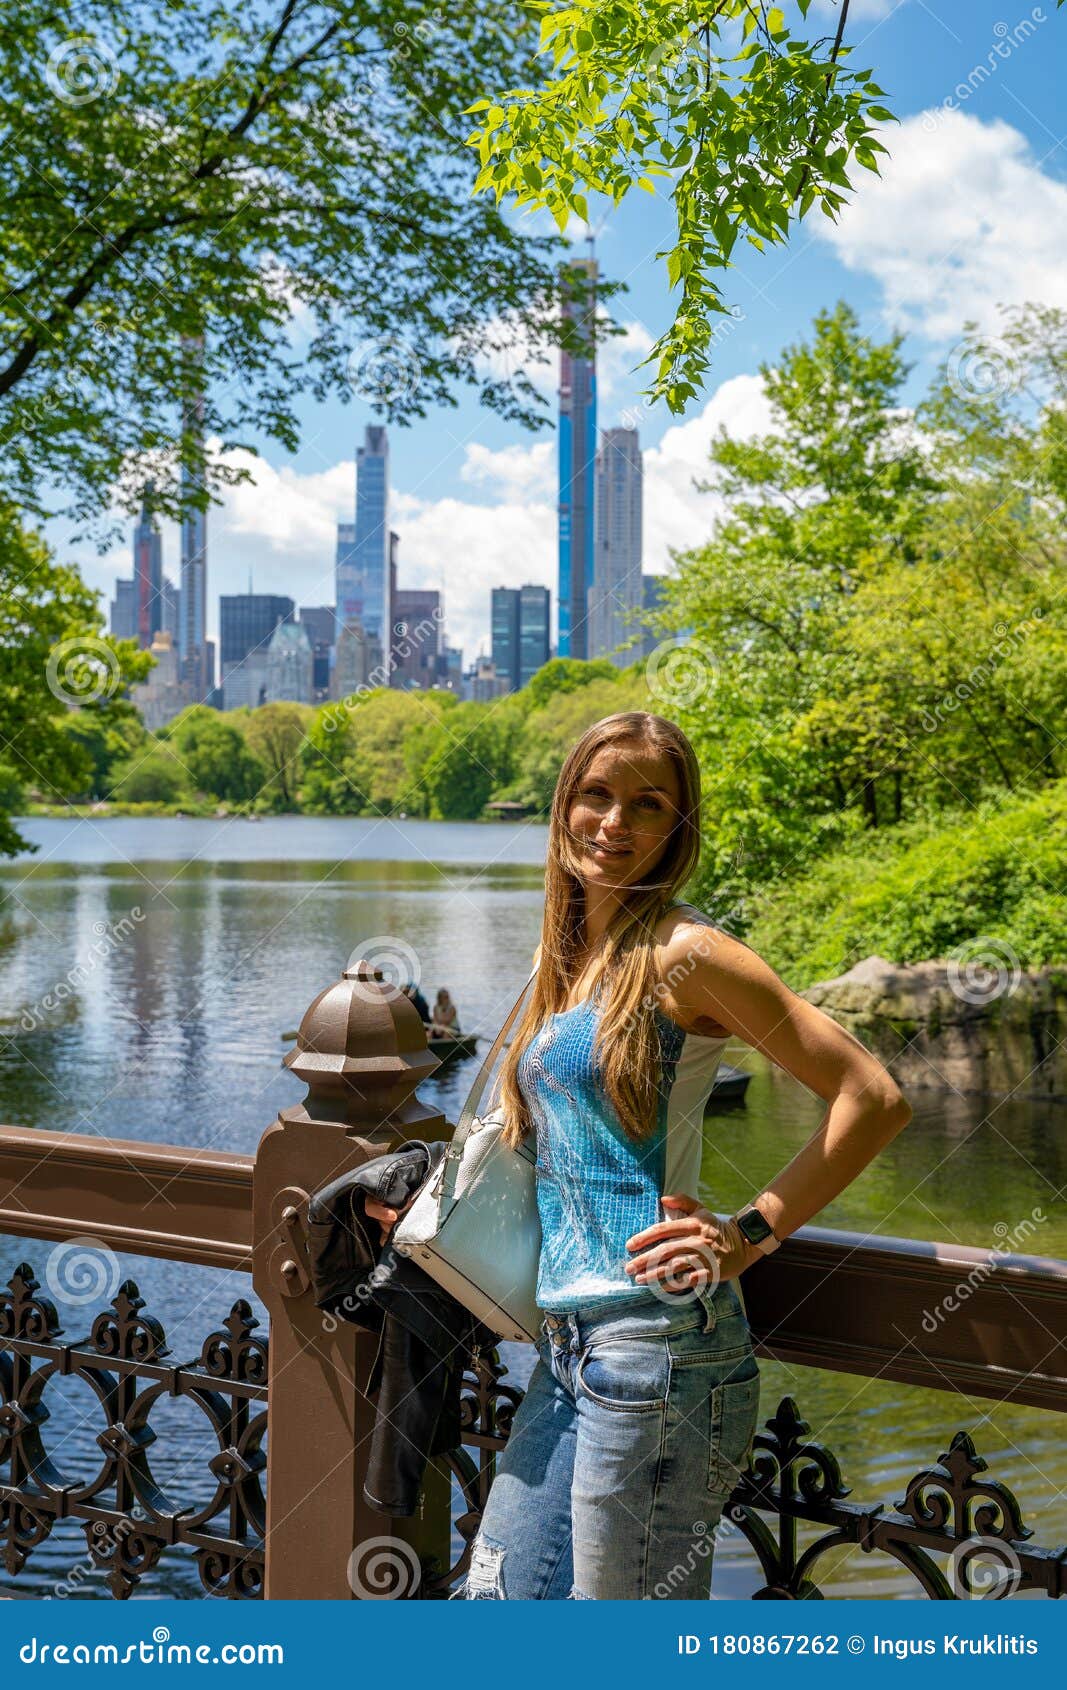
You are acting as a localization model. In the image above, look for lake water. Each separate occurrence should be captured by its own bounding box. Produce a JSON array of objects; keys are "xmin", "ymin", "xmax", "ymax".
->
[{"xmin": 1, "ymin": 816, "xmax": 1063, "ymax": 1599}]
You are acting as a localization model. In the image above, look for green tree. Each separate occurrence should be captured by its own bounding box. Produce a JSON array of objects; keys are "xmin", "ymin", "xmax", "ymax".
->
[
  {"xmin": 303, "ymin": 689, "xmax": 440, "ymax": 816},
  {"xmin": 0, "ymin": 0, "xmax": 622, "ymax": 528},
  {"xmin": 656, "ymin": 301, "xmax": 1067, "ymax": 913},
  {"xmin": 0, "ymin": 505, "xmax": 153, "ymax": 854},
  {"xmin": 63, "ymin": 699, "xmax": 147, "ymax": 800},
  {"xmin": 415, "ymin": 699, "xmax": 523, "ymax": 819},
  {"xmin": 467, "ymin": 0, "xmax": 912, "ymax": 409},
  {"xmin": 241, "ymin": 702, "xmax": 313, "ymax": 811},
  {"xmin": 108, "ymin": 745, "xmax": 192, "ymax": 804},
  {"xmin": 523, "ymin": 656, "xmax": 620, "ymax": 712},
  {"xmin": 164, "ymin": 705, "xmax": 266, "ymax": 802}
]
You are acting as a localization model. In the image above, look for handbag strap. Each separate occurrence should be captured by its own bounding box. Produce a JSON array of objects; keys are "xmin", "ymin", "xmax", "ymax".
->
[{"xmin": 435, "ymin": 965, "xmax": 539, "ymax": 1214}]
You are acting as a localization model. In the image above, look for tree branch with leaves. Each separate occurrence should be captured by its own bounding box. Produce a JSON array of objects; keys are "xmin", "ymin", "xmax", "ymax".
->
[{"xmin": 466, "ymin": 0, "xmax": 1067, "ymax": 412}]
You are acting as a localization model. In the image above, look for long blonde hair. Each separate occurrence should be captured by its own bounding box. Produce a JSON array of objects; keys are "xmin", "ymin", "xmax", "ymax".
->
[{"xmin": 496, "ymin": 712, "xmax": 701, "ymax": 1148}]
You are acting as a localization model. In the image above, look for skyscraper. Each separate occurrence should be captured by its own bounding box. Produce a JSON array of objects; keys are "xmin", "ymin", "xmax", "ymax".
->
[
  {"xmin": 266, "ymin": 619, "xmax": 314, "ymax": 705},
  {"xmin": 336, "ymin": 425, "xmax": 390, "ymax": 650},
  {"xmin": 557, "ymin": 256, "xmax": 597, "ymax": 660},
  {"xmin": 492, "ymin": 585, "xmax": 551, "ymax": 692},
  {"xmin": 519, "ymin": 583, "xmax": 551, "ymax": 686},
  {"xmin": 133, "ymin": 492, "xmax": 163, "ymax": 649},
  {"xmin": 298, "ymin": 606, "xmax": 336, "ymax": 703},
  {"xmin": 491, "ymin": 587, "xmax": 521, "ymax": 691},
  {"xmin": 590, "ymin": 427, "xmax": 643, "ymax": 666},
  {"xmin": 219, "ymin": 594, "xmax": 294, "ymax": 709},
  {"xmin": 179, "ymin": 336, "xmax": 209, "ymax": 697},
  {"xmin": 110, "ymin": 577, "xmax": 136, "ymax": 642}
]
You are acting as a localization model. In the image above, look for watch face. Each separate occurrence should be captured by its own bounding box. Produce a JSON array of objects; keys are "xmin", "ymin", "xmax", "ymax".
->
[{"xmin": 738, "ymin": 1207, "xmax": 773, "ymax": 1244}]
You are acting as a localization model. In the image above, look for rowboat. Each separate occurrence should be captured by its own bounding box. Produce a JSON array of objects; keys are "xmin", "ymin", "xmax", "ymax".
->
[
  {"xmin": 425, "ymin": 1031, "xmax": 479, "ymax": 1065},
  {"xmin": 704, "ymin": 1062, "xmax": 751, "ymax": 1106}
]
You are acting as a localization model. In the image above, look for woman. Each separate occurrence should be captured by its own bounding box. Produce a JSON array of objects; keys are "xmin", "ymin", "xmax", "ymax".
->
[
  {"xmin": 370, "ymin": 711, "xmax": 912, "ymax": 1600},
  {"xmin": 430, "ymin": 988, "xmax": 460, "ymax": 1035}
]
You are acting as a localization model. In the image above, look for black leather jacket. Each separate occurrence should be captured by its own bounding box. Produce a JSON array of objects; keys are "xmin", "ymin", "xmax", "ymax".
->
[{"xmin": 305, "ymin": 1139, "xmax": 494, "ymax": 1517}]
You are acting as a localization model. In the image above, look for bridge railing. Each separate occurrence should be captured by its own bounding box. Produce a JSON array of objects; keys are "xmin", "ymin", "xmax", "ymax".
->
[{"xmin": 1, "ymin": 951, "xmax": 1064, "ymax": 1600}]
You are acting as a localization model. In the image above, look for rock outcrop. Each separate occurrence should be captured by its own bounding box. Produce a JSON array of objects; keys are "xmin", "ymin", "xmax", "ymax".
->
[{"xmin": 800, "ymin": 955, "xmax": 1067, "ymax": 1098}]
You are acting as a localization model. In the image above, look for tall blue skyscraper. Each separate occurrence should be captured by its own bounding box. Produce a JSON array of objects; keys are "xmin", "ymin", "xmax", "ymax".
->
[
  {"xmin": 336, "ymin": 425, "xmax": 390, "ymax": 650},
  {"xmin": 558, "ymin": 256, "xmax": 597, "ymax": 660}
]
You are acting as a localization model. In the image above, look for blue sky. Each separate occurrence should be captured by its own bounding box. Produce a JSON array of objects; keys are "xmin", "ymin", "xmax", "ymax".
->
[{"xmin": 60, "ymin": 0, "xmax": 1067, "ymax": 667}]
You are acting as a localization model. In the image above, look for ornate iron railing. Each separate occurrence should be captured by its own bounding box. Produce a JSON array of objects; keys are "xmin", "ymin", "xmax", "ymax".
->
[
  {"xmin": 0, "ymin": 1262, "xmax": 266, "ymax": 1598},
  {"xmin": 3, "ymin": 1247, "xmax": 1066, "ymax": 1601}
]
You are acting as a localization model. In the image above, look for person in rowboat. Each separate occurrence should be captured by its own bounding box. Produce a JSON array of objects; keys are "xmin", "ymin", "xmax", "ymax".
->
[{"xmin": 430, "ymin": 988, "xmax": 460, "ymax": 1036}]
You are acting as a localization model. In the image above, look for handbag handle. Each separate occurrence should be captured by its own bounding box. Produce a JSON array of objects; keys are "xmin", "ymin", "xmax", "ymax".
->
[{"xmin": 435, "ymin": 965, "xmax": 539, "ymax": 1214}]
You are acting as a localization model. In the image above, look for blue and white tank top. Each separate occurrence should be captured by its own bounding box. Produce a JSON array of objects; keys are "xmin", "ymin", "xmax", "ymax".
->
[{"xmin": 517, "ymin": 914, "xmax": 729, "ymax": 1313}]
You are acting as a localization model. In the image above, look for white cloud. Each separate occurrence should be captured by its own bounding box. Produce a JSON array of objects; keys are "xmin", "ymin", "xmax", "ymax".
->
[
  {"xmin": 642, "ymin": 374, "xmax": 773, "ymax": 569},
  {"xmin": 460, "ymin": 440, "xmax": 555, "ymax": 502},
  {"xmin": 813, "ymin": 110, "xmax": 1067, "ymax": 341}
]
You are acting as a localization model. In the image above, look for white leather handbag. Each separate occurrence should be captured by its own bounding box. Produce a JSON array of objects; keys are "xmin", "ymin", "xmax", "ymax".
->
[{"xmin": 393, "ymin": 968, "xmax": 543, "ymax": 1344}]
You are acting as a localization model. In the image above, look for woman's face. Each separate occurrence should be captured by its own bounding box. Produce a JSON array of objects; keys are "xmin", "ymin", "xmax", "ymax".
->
[{"xmin": 567, "ymin": 742, "xmax": 682, "ymax": 894}]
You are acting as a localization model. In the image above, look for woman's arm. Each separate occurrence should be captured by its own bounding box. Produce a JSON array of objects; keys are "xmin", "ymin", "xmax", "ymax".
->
[
  {"xmin": 671, "ymin": 922, "xmax": 913, "ymax": 1241},
  {"xmin": 626, "ymin": 922, "xmax": 913, "ymax": 1288}
]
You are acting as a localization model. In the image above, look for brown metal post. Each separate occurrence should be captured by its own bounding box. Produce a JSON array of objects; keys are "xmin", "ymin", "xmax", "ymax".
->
[{"xmin": 252, "ymin": 953, "xmax": 448, "ymax": 1599}]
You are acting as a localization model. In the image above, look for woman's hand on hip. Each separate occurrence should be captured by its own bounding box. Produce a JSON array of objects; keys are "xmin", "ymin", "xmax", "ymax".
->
[{"xmin": 624, "ymin": 1193, "xmax": 755, "ymax": 1288}]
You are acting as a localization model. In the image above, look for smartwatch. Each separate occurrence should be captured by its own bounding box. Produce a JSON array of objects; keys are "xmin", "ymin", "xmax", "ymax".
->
[{"xmin": 733, "ymin": 1203, "xmax": 780, "ymax": 1256}]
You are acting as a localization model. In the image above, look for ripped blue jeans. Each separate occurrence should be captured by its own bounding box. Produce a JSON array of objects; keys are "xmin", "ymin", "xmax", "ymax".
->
[{"xmin": 455, "ymin": 1277, "xmax": 760, "ymax": 1600}]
